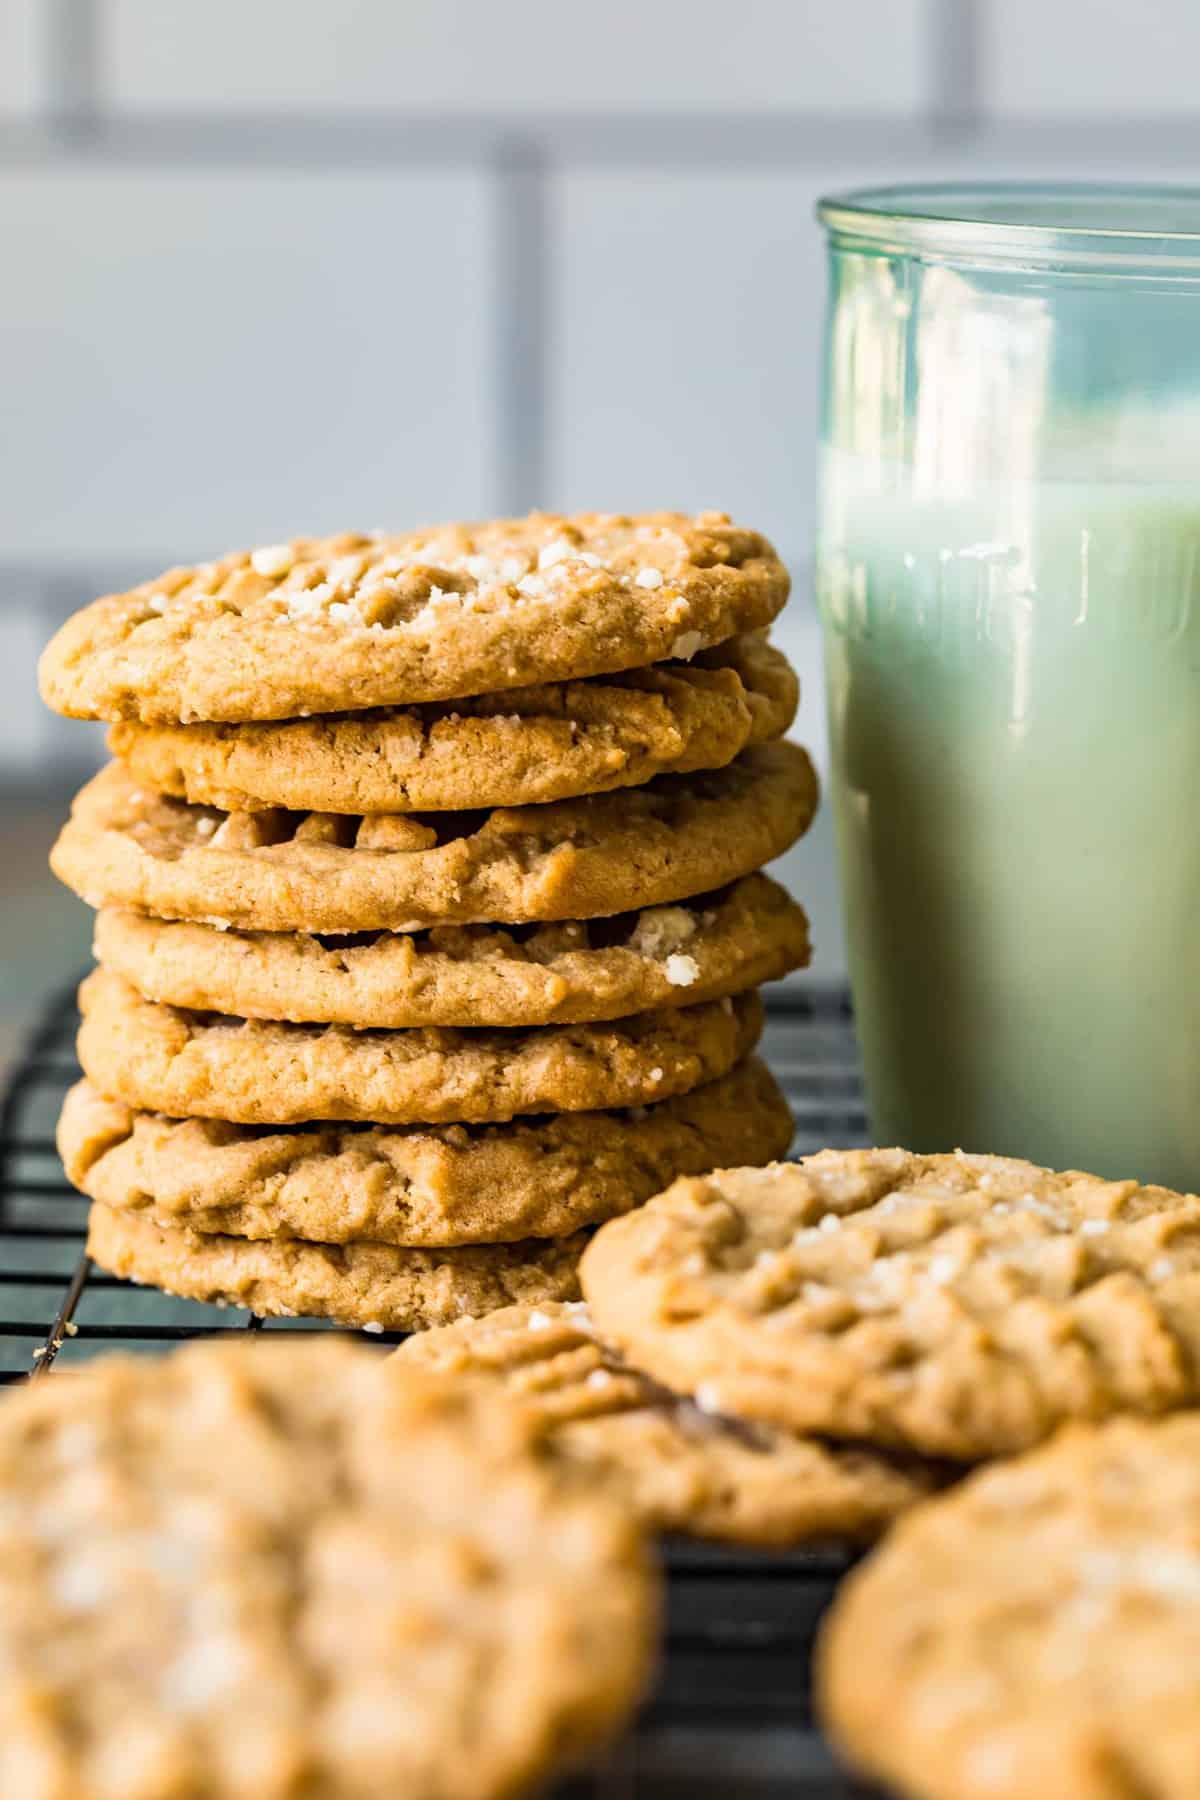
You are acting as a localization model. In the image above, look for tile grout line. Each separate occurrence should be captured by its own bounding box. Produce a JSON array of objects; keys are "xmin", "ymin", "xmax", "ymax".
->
[
  {"xmin": 43, "ymin": 0, "xmax": 102, "ymax": 139},
  {"xmin": 930, "ymin": 0, "xmax": 984, "ymax": 143},
  {"xmin": 492, "ymin": 135, "xmax": 551, "ymax": 514},
  {"xmin": 7, "ymin": 110, "xmax": 1200, "ymax": 171}
]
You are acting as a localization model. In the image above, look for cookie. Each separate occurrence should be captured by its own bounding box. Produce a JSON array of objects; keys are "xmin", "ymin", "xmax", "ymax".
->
[
  {"xmin": 0, "ymin": 1337, "xmax": 655, "ymax": 1799},
  {"xmin": 397, "ymin": 1303, "xmax": 943, "ymax": 1548},
  {"xmin": 107, "ymin": 634, "xmax": 797, "ymax": 814},
  {"xmin": 580, "ymin": 1149, "xmax": 1200, "ymax": 1461},
  {"xmin": 86, "ymin": 1203, "xmax": 589, "ymax": 1329},
  {"xmin": 51, "ymin": 742, "xmax": 817, "ymax": 933},
  {"xmin": 60, "ymin": 1058, "xmax": 794, "ymax": 1247},
  {"xmin": 77, "ymin": 968, "xmax": 763, "ymax": 1125},
  {"xmin": 818, "ymin": 1414, "xmax": 1200, "ymax": 1800},
  {"xmin": 92, "ymin": 874, "xmax": 810, "ymax": 1029},
  {"xmin": 39, "ymin": 511, "xmax": 788, "ymax": 724}
]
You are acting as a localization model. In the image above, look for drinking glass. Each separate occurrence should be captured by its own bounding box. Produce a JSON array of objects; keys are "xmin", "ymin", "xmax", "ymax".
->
[{"xmin": 816, "ymin": 183, "xmax": 1200, "ymax": 1187}]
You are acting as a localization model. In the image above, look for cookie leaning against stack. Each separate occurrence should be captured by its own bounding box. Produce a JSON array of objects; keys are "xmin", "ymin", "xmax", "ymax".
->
[
  {"xmin": 42, "ymin": 511, "xmax": 815, "ymax": 1330},
  {"xmin": 397, "ymin": 1300, "xmax": 945, "ymax": 1548}
]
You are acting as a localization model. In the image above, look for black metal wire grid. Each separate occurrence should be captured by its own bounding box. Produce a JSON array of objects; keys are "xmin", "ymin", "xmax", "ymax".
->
[{"xmin": 0, "ymin": 982, "xmax": 879, "ymax": 1799}]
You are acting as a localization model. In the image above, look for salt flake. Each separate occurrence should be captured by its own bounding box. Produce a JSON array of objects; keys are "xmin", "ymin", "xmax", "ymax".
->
[{"xmin": 250, "ymin": 544, "xmax": 293, "ymax": 577}]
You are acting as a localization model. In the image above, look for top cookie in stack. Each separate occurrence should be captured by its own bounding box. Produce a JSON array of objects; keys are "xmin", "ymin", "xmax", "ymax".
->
[{"xmin": 40, "ymin": 510, "xmax": 817, "ymax": 1333}]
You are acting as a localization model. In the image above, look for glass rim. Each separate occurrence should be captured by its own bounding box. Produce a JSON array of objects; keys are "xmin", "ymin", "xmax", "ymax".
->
[{"xmin": 817, "ymin": 182, "xmax": 1200, "ymax": 270}]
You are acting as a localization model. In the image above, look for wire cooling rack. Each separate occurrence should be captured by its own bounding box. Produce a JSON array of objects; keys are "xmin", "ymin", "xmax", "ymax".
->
[{"xmin": 0, "ymin": 982, "xmax": 880, "ymax": 1799}]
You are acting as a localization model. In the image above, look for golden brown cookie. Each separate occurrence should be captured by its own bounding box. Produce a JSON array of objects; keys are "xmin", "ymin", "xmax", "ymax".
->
[
  {"xmin": 818, "ymin": 1413, "xmax": 1200, "ymax": 1800},
  {"xmin": 92, "ymin": 874, "xmax": 809, "ymax": 1029},
  {"xmin": 77, "ymin": 967, "xmax": 763, "ymax": 1125},
  {"xmin": 39, "ymin": 511, "xmax": 788, "ymax": 724},
  {"xmin": 86, "ymin": 1203, "xmax": 589, "ymax": 1329},
  {"xmin": 0, "ymin": 1337, "xmax": 655, "ymax": 1799},
  {"xmin": 107, "ymin": 635, "xmax": 797, "ymax": 813},
  {"xmin": 60, "ymin": 1058, "xmax": 794, "ymax": 1247},
  {"xmin": 581, "ymin": 1150, "xmax": 1200, "ymax": 1461},
  {"xmin": 51, "ymin": 743, "xmax": 817, "ymax": 933},
  {"xmin": 397, "ymin": 1303, "xmax": 943, "ymax": 1548}
]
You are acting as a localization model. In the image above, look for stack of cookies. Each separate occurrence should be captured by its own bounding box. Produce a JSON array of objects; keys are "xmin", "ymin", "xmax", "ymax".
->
[{"xmin": 40, "ymin": 511, "xmax": 817, "ymax": 1331}]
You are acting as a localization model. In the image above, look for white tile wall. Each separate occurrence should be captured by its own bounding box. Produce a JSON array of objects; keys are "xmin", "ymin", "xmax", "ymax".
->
[
  {"xmin": 986, "ymin": 0, "xmax": 1200, "ymax": 116},
  {"xmin": 0, "ymin": 169, "xmax": 494, "ymax": 561},
  {"xmin": 553, "ymin": 172, "xmax": 824, "ymax": 572},
  {"xmin": 0, "ymin": 0, "xmax": 39, "ymax": 116},
  {"xmin": 106, "ymin": 0, "xmax": 931, "ymax": 115}
]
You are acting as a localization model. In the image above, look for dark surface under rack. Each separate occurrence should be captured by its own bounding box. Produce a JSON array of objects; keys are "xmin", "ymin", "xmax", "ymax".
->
[{"xmin": 0, "ymin": 982, "xmax": 881, "ymax": 1799}]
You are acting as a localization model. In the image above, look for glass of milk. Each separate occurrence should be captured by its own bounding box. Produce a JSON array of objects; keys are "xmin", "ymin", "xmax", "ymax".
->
[{"xmin": 816, "ymin": 184, "xmax": 1200, "ymax": 1187}]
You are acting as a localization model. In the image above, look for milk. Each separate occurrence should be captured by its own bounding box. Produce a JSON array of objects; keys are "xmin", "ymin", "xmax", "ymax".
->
[{"xmin": 817, "ymin": 448, "xmax": 1200, "ymax": 1187}]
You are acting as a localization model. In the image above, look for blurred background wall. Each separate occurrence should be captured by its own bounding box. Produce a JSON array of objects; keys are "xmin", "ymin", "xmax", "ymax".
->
[{"xmin": 3, "ymin": 0, "xmax": 1199, "ymax": 1062}]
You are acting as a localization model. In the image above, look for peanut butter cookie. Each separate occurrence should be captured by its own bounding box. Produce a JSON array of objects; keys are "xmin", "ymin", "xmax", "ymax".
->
[
  {"xmin": 60, "ymin": 1058, "xmax": 794, "ymax": 1247},
  {"xmin": 52, "ymin": 743, "xmax": 817, "ymax": 932},
  {"xmin": 86, "ymin": 1203, "xmax": 589, "ymax": 1329},
  {"xmin": 398, "ymin": 1302, "xmax": 942, "ymax": 1548},
  {"xmin": 108, "ymin": 634, "xmax": 796, "ymax": 813},
  {"xmin": 92, "ymin": 874, "xmax": 809, "ymax": 1029},
  {"xmin": 0, "ymin": 1336, "xmax": 655, "ymax": 1798},
  {"xmin": 40, "ymin": 511, "xmax": 788, "ymax": 723},
  {"xmin": 819, "ymin": 1413, "xmax": 1200, "ymax": 1800},
  {"xmin": 77, "ymin": 968, "xmax": 762, "ymax": 1125},
  {"xmin": 582, "ymin": 1150, "xmax": 1200, "ymax": 1461}
]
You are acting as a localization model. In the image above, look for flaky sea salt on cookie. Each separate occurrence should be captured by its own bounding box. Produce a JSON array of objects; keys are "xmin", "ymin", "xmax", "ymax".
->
[
  {"xmin": 39, "ymin": 511, "xmax": 789, "ymax": 724},
  {"xmin": 398, "ymin": 1302, "xmax": 943, "ymax": 1549},
  {"xmin": 51, "ymin": 742, "xmax": 817, "ymax": 933},
  {"xmin": 107, "ymin": 634, "xmax": 797, "ymax": 814},
  {"xmin": 818, "ymin": 1413, "xmax": 1200, "ymax": 1800},
  {"xmin": 581, "ymin": 1149, "xmax": 1200, "ymax": 1461},
  {"xmin": 0, "ymin": 1337, "xmax": 656, "ymax": 1799}
]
